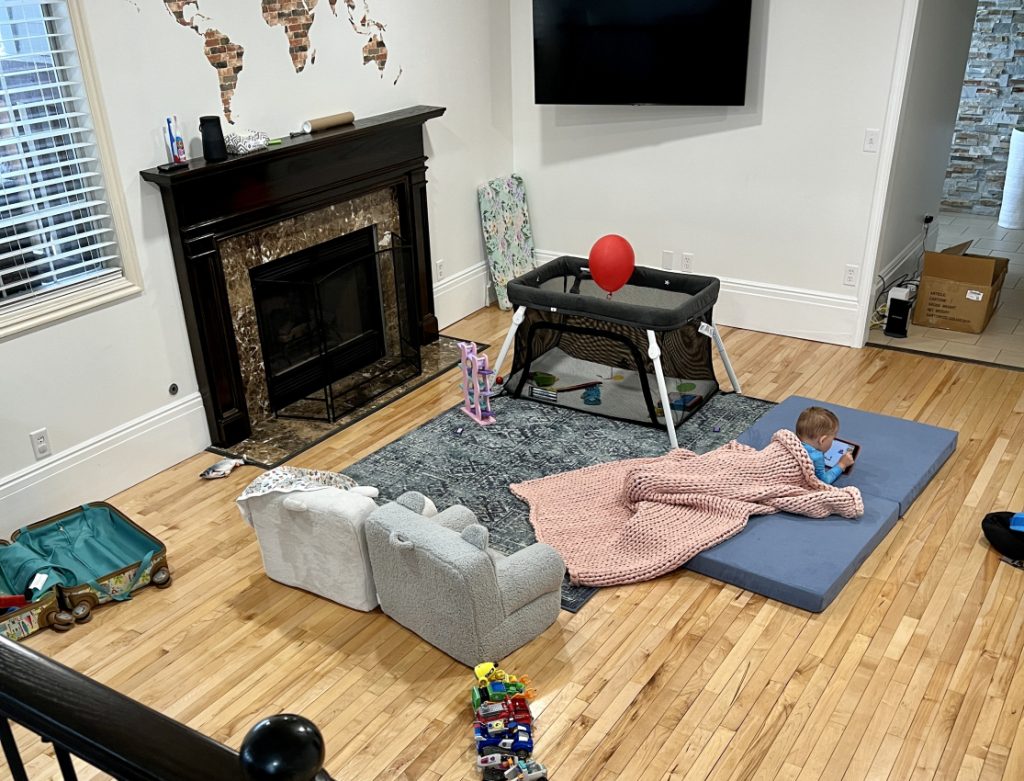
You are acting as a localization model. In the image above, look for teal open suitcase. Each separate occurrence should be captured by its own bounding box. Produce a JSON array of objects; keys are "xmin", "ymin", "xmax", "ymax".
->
[
  {"xmin": 0, "ymin": 502, "xmax": 171, "ymax": 641},
  {"xmin": 0, "ymin": 540, "xmax": 65, "ymax": 641}
]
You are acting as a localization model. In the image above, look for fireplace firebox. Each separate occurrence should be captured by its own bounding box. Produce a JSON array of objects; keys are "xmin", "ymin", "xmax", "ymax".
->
[{"xmin": 249, "ymin": 227, "xmax": 420, "ymax": 422}]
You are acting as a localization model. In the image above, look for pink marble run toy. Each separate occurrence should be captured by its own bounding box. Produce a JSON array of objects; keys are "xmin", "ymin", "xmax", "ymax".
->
[{"xmin": 459, "ymin": 341, "xmax": 497, "ymax": 426}]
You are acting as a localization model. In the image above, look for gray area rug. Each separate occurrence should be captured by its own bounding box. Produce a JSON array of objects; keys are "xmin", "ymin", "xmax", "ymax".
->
[{"xmin": 345, "ymin": 392, "xmax": 775, "ymax": 612}]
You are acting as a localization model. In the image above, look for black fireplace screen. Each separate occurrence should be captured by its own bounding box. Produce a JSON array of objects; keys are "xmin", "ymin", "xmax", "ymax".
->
[{"xmin": 249, "ymin": 227, "xmax": 421, "ymax": 422}]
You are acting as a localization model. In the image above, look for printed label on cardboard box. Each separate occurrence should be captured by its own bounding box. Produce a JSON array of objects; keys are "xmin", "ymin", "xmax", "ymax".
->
[{"xmin": 966, "ymin": 290, "xmax": 983, "ymax": 301}]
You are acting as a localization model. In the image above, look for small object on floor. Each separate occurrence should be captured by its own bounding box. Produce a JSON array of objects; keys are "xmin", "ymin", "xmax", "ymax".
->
[
  {"xmin": 713, "ymin": 426, "xmax": 721, "ymax": 433},
  {"xmin": 682, "ymin": 394, "xmax": 704, "ymax": 411},
  {"xmin": 456, "ymin": 426, "xmax": 465, "ymax": 436},
  {"xmin": 983, "ymin": 511, "xmax": 1024, "ymax": 560},
  {"xmin": 530, "ymin": 371, "xmax": 557, "ymax": 387},
  {"xmin": 553, "ymin": 380, "xmax": 602, "ymax": 393},
  {"xmin": 459, "ymin": 342, "xmax": 498, "ymax": 426},
  {"xmin": 677, "ymin": 381, "xmax": 697, "ymax": 393},
  {"xmin": 884, "ymin": 287, "xmax": 913, "ymax": 338},
  {"xmin": 503, "ymin": 757, "xmax": 548, "ymax": 781},
  {"xmin": 529, "ymin": 385, "xmax": 558, "ymax": 402},
  {"xmin": 582, "ymin": 385, "xmax": 602, "ymax": 405},
  {"xmin": 200, "ymin": 457, "xmax": 246, "ymax": 479},
  {"xmin": 471, "ymin": 664, "xmax": 544, "ymax": 780}
]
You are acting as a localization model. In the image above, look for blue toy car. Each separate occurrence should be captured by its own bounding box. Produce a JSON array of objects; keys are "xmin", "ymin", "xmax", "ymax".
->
[{"xmin": 474, "ymin": 719, "xmax": 534, "ymax": 757}]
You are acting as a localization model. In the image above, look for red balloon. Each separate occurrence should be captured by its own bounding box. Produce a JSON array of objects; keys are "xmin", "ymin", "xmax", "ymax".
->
[{"xmin": 588, "ymin": 234, "xmax": 635, "ymax": 294}]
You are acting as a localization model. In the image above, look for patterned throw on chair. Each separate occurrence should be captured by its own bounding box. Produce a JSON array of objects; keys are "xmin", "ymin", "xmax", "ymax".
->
[{"xmin": 478, "ymin": 174, "xmax": 535, "ymax": 309}]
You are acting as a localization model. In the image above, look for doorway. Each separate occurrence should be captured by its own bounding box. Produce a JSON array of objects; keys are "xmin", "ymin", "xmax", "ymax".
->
[{"xmin": 862, "ymin": 0, "xmax": 1023, "ymax": 368}]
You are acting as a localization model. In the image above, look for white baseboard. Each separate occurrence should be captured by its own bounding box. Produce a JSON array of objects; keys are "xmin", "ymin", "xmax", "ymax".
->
[
  {"xmin": 0, "ymin": 393, "xmax": 209, "ymax": 538},
  {"xmin": 534, "ymin": 248, "xmax": 861, "ymax": 347},
  {"xmin": 533, "ymin": 249, "xmax": 562, "ymax": 267},
  {"xmin": 433, "ymin": 260, "xmax": 494, "ymax": 329},
  {"xmin": 715, "ymin": 277, "xmax": 860, "ymax": 346}
]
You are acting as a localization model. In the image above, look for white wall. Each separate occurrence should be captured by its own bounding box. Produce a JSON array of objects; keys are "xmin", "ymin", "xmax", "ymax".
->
[
  {"xmin": 510, "ymin": 0, "xmax": 906, "ymax": 346},
  {"xmin": 0, "ymin": 0, "xmax": 512, "ymax": 535},
  {"xmin": 871, "ymin": 0, "xmax": 978, "ymax": 289}
]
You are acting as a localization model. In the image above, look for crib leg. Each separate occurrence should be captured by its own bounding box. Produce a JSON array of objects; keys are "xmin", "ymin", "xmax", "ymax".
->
[
  {"xmin": 646, "ymin": 330, "xmax": 679, "ymax": 450},
  {"xmin": 492, "ymin": 305, "xmax": 527, "ymax": 383},
  {"xmin": 710, "ymin": 318, "xmax": 742, "ymax": 394}
]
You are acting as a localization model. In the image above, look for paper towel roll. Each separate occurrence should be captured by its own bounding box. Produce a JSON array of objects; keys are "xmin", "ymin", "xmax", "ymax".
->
[
  {"xmin": 998, "ymin": 127, "xmax": 1024, "ymax": 230},
  {"xmin": 301, "ymin": 112, "xmax": 355, "ymax": 134}
]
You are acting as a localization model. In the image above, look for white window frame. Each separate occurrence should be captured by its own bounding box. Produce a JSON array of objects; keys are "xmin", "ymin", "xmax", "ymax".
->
[{"xmin": 0, "ymin": 0, "xmax": 141, "ymax": 341}]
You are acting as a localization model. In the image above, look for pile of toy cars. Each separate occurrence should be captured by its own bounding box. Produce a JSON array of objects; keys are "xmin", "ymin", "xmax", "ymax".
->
[{"xmin": 471, "ymin": 663, "xmax": 548, "ymax": 781}]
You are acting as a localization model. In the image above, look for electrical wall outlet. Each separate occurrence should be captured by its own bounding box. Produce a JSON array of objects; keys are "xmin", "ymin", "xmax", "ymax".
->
[
  {"xmin": 29, "ymin": 428, "xmax": 50, "ymax": 460},
  {"xmin": 681, "ymin": 252, "xmax": 695, "ymax": 273},
  {"xmin": 662, "ymin": 250, "xmax": 674, "ymax": 270},
  {"xmin": 863, "ymin": 128, "xmax": 881, "ymax": 153},
  {"xmin": 843, "ymin": 264, "xmax": 859, "ymax": 287},
  {"xmin": 436, "ymin": 258, "xmax": 445, "ymax": 280}
]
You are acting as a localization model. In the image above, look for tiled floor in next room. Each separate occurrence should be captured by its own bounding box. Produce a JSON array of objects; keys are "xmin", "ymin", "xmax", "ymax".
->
[{"xmin": 867, "ymin": 210, "xmax": 1024, "ymax": 367}]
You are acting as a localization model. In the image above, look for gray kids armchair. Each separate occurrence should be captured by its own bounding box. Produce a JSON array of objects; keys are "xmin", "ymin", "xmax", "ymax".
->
[{"xmin": 365, "ymin": 499, "xmax": 565, "ymax": 666}]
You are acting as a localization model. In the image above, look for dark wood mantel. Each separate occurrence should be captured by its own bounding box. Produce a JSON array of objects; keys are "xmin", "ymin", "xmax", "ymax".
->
[{"xmin": 142, "ymin": 105, "xmax": 446, "ymax": 446}]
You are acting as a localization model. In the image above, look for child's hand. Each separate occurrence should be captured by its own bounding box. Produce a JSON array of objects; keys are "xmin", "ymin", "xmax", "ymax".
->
[{"xmin": 839, "ymin": 452, "xmax": 856, "ymax": 470}]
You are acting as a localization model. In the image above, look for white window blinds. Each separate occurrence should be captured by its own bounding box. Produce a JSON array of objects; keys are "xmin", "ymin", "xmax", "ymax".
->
[{"xmin": 0, "ymin": 0, "xmax": 121, "ymax": 311}]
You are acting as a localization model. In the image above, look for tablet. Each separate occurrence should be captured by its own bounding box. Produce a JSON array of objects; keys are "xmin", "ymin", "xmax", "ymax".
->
[{"xmin": 823, "ymin": 438, "xmax": 859, "ymax": 470}]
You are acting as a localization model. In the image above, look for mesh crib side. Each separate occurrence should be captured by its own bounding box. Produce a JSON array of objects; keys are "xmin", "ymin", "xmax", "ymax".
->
[{"xmin": 510, "ymin": 308, "xmax": 717, "ymax": 382}]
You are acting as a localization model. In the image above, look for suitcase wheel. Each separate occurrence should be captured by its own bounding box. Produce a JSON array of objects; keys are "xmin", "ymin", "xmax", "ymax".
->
[
  {"xmin": 49, "ymin": 611, "xmax": 74, "ymax": 632},
  {"xmin": 71, "ymin": 602, "xmax": 93, "ymax": 624},
  {"xmin": 152, "ymin": 567, "xmax": 172, "ymax": 589}
]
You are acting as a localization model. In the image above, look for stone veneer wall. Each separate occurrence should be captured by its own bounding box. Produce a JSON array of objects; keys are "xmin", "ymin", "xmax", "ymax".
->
[
  {"xmin": 942, "ymin": 0, "xmax": 1024, "ymax": 215},
  {"xmin": 218, "ymin": 187, "xmax": 402, "ymax": 424}
]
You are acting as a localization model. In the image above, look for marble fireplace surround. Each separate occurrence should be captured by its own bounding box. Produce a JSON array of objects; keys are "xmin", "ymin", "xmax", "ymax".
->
[
  {"xmin": 219, "ymin": 189, "xmax": 403, "ymax": 426},
  {"xmin": 141, "ymin": 106, "xmax": 446, "ymax": 447}
]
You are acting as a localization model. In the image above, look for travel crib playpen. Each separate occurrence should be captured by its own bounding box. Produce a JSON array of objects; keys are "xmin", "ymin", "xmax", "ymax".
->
[{"xmin": 493, "ymin": 256, "xmax": 741, "ymax": 448}]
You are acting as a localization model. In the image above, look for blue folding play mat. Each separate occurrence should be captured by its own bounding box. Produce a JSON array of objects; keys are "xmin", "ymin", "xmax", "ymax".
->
[{"xmin": 684, "ymin": 396, "xmax": 957, "ymax": 612}]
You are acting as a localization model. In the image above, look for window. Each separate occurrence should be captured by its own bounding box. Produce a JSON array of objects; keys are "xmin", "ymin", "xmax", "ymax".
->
[{"xmin": 0, "ymin": 0, "xmax": 139, "ymax": 338}]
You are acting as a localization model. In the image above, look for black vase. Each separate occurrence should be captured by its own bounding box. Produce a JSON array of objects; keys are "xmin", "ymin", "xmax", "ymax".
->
[{"xmin": 199, "ymin": 115, "xmax": 228, "ymax": 162}]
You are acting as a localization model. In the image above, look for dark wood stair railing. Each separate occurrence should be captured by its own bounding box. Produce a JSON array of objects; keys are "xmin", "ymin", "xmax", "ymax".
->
[{"xmin": 0, "ymin": 636, "xmax": 336, "ymax": 781}]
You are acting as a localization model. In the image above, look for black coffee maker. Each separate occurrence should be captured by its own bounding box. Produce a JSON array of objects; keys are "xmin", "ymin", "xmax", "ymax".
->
[{"xmin": 199, "ymin": 115, "xmax": 228, "ymax": 162}]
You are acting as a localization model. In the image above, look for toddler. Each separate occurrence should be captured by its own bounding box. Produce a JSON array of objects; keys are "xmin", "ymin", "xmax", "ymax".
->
[{"xmin": 796, "ymin": 406, "xmax": 854, "ymax": 485}]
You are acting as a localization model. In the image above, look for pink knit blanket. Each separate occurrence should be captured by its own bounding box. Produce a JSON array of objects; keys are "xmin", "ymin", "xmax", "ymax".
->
[{"xmin": 510, "ymin": 429, "xmax": 864, "ymax": 587}]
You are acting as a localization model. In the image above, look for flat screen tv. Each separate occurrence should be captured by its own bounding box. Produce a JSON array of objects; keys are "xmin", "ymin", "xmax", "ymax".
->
[{"xmin": 533, "ymin": 0, "xmax": 753, "ymax": 106}]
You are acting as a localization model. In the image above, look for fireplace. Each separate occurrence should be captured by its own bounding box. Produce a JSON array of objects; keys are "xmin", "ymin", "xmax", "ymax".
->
[{"xmin": 141, "ymin": 106, "xmax": 445, "ymax": 446}]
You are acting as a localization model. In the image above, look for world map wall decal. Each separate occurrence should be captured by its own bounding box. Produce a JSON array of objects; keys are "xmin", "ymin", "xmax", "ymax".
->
[{"xmin": 156, "ymin": 0, "xmax": 398, "ymax": 124}]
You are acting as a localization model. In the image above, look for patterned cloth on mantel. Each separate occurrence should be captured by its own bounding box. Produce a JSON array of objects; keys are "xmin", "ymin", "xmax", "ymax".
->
[{"xmin": 510, "ymin": 430, "xmax": 864, "ymax": 587}]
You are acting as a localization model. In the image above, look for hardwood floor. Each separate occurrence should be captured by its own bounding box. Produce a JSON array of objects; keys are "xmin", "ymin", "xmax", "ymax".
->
[{"xmin": 11, "ymin": 305, "xmax": 1024, "ymax": 780}]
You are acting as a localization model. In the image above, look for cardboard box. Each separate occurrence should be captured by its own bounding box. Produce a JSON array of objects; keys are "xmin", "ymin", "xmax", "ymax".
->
[{"xmin": 912, "ymin": 240, "xmax": 1008, "ymax": 334}]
